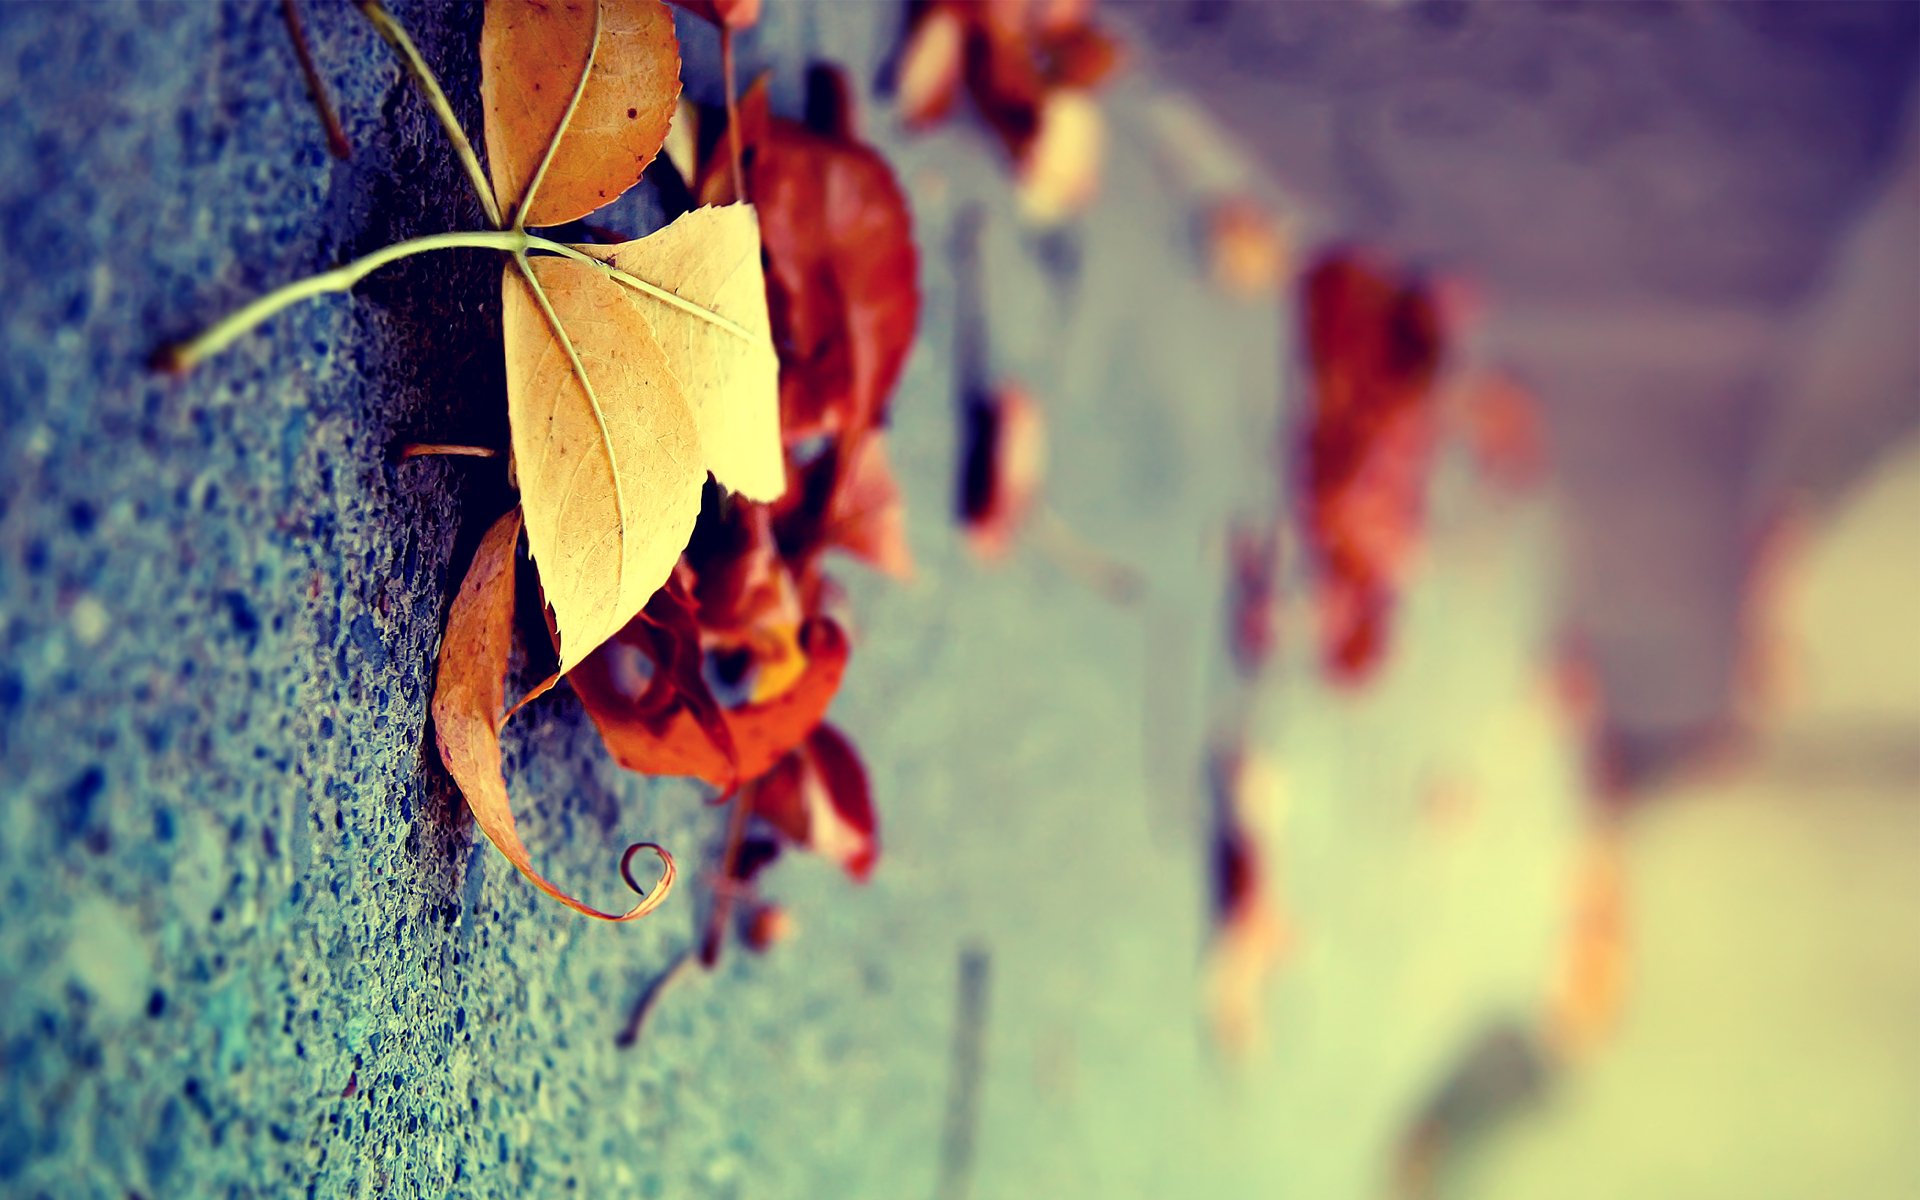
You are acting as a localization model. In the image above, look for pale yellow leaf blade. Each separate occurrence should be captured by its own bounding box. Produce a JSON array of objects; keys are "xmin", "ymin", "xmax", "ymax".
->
[
  {"xmin": 480, "ymin": 0, "xmax": 681, "ymax": 229},
  {"xmin": 502, "ymin": 259, "xmax": 704, "ymax": 672},
  {"xmin": 580, "ymin": 203, "xmax": 786, "ymax": 501},
  {"xmin": 430, "ymin": 507, "xmax": 676, "ymax": 922}
]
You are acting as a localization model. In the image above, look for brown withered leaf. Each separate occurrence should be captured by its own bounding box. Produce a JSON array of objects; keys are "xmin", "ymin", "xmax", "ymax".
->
[
  {"xmin": 1299, "ymin": 251, "xmax": 1445, "ymax": 686},
  {"xmin": 572, "ymin": 615, "xmax": 851, "ymax": 788},
  {"xmin": 432, "ymin": 508, "xmax": 677, "ymax": 921},
  {"xmin": 750, "ymin": 723, "xmax": 878, "ymax": 880},
  {"xmin": 897, "ymin": 0, "xmax": 1122, "ymax": 221},
  {"xmin": 481, "ymin": 0, "xmax": 682, "ymax": 228}
]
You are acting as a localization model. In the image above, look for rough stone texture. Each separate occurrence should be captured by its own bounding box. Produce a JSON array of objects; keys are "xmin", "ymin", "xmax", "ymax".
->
[{"xmin": 1, "ymin": 4, "xmax": 1582, "ymax": 1198}]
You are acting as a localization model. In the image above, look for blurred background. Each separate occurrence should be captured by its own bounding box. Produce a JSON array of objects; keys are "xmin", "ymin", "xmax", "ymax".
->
[{"xmin": 0, "ymin": 1, "xmax": 1914, "ymax": 1197}]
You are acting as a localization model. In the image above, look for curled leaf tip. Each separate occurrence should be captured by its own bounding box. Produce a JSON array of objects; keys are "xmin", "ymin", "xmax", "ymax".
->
[
  {"xmin": 619, "ymin": 841, "xmax": 678, "ymax": 906},
  {"xmin": 433, "ymin": 507, "xmax": 680, "ymax": 922}
]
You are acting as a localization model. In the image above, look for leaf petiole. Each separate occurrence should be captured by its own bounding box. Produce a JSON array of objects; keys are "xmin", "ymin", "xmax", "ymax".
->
[
  {"xmin": 512, "ymin": 0, "xmax": 603, "ymax": 230},
  {"xmin": 161, "ymin": 231, "xmax": 756, "ymax": 373},
  {"xmin": 398, "ymin": 442, "xmax": 500, "ymax": 460},
  {"xmin": 357, "ymin": 0, "xmax": 503, "ymax": 228},
  {"xmin": 161, "ymin": 229, "xmax": 529, "ymax": 371}
]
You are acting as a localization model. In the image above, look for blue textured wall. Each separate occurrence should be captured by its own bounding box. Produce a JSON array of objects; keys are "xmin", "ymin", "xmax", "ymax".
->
[{"xmin": 0, "ymin": 4, "xmax": 1583, "ymax": 1197}]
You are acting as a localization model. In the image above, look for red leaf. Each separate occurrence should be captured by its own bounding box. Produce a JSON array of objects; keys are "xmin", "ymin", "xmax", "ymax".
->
[
  {"xmin": 1298, "ymin": 252, "xmax": 1446, "ymax": 686},
  {"xmin": 572, "ymin": 615, "xmax": 851, "ymax": 789},
  {"xmin": 749, "ymin": 722, "xmax": 877, "ymax": 879}
]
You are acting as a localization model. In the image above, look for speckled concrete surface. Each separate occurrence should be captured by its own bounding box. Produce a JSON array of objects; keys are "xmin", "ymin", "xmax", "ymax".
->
[{"xmin": 0, "ymin": 4, "xmax": 1583, "ymax": 1198}]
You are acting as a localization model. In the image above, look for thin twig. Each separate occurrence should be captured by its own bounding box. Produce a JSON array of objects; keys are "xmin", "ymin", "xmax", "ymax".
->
[
  {"xmin": 937, "ymin": 946, "xmax": 992, "ymax": 1200},
  {"xmin": 356, "ymin": 0, "xmax": 502, "ymax": 227},
  {"xmin": 614, "ymin": 949, "xmax": 698, "ymax": 1049},
  {"xmin": 1029, "ymin": 506, "xmax": 1146, "ymax": 606},
  {"xmin": 283, "ymin": 0, "xmax": 352, "ymax": 160},
  {"xmin": 698, "ymin": 782, "xmax": 756, "ymax": 968},
  {"xmin": 398, "ymin": 442, "xmax": 499, "ymax": 460},
  {"xmin": 721, "ymin": 27, "xmax": 745, "ymax": 204}
]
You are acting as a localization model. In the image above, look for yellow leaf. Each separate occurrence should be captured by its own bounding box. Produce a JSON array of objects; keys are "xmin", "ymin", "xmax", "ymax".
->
[
  {"xmin": 431, "ymin": 507, "xmax": 676, "ymax": 921},
  {"xmin": 503, "ymin": 206, "xmax": 785, "ymax": 672},
  {"xmin": 579, "ymin": 205, "xmax": 785, "ymax": 501},
  {"xmin": 481, "ymin": 0, "xmax": 681, "ymax": 229},
  {"xmin": 1018, "ymin": 89, "xmax": 1103, "ymax": 225}
]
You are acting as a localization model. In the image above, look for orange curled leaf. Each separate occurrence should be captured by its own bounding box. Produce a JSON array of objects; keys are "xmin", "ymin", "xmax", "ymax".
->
[
  {"xmin": 572, "ymin": 615, "xmax": 851, "ymax": 788},
  {"xmin": 431, "ymin": 508, "xmax": 677, "ymax": 921},
  {"xmin": 750, "ymin": 723, "xmax": 877, "ymax": 880},
  {"xmin": 481, "ymin": 0, "xmax": 682, "ymax": 228}
]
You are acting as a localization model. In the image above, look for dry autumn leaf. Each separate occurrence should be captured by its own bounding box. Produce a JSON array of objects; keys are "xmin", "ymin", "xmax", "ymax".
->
[
  {"xmin": 813, "ymin": 434, "xmax": 914, "ymax": 579},
  {"xmin": 1205, "ymin": 742, "xmax": 1289, "ymax": 1054},
  {"xmin": 481, "ymin": 1, "xmax": 785, "ymax": 673},
  {"xmin": 1299, "ymin": 251, "xmax": 1445, "ymax": 686},
  {"xmin": 581, "ymin": 207, "xmax": 786, "ymax": 499},
  {"xmin": 1018, "ymin": 88, "xmax": 1103, "ymax": 224},
  {"xmin": 1207, "ymin": 197, "xmax": 1290, "ymax": 299},
  {"xmin": 750, "ymin": 723, "xmax": 878, "ymax": 880},
  {"xmin": 572, "ymin": 614, "xmax": 851, "ymax": 788},
  {"xmin": 1227, "ymin": 518, "xmax": 1283, "ymax": 679},
  {"xmin": 481, "ymin": 0, "xmax": 682, "ymax": 228},
  {"xmin": 433, "ymin": 508, "xmax": 677, "ymax": 920},
  {"xmin": 897, "ymin": 0, "xmax": 1123, "ymax": 221}
]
